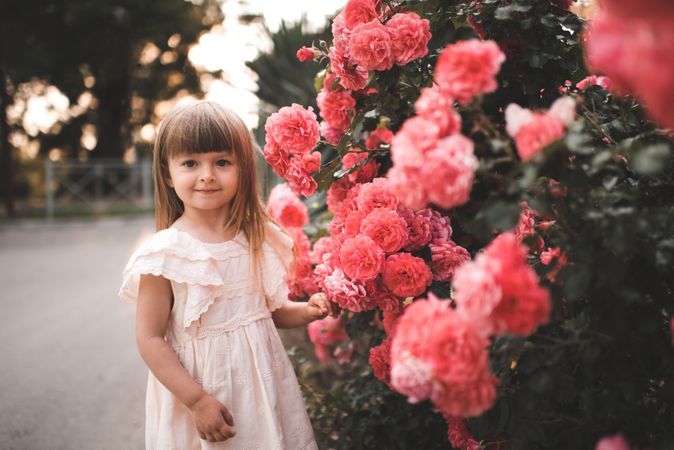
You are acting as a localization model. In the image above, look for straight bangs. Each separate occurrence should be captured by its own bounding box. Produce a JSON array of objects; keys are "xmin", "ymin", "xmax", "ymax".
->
[{"xmin": 163, "ymin": 102, "xmax": 241, "ymax": 159}]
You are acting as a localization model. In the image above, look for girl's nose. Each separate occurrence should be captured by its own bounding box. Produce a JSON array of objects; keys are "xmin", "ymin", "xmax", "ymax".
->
[{"xmin": 199, "ymin": 168, "xmax": 215, "ymax": 182}]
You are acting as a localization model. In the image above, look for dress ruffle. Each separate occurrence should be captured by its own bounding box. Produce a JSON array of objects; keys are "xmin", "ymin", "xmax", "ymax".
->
[
  {"xmin": 261, "ymin": 221, "xmax": 295, "ymax": 312},
  {"xmin": 119, "ymin": 222, "xmax": 295, "ymax": 325}
]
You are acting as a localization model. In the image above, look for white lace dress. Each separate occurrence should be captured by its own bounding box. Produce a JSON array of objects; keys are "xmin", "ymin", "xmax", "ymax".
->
[{"xmin": 119, "ymin": 222, "xmax": 317, "ymax": 450}]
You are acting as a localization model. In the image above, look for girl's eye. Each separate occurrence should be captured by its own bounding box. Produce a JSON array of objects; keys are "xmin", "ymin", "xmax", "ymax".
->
[
  {"xmin": 216, "ymin": 159, "xmax": 231, "ymax": 167},
  {"xmin": 182, "ymin": 160, "xmax": 197, "ymax": 168}
]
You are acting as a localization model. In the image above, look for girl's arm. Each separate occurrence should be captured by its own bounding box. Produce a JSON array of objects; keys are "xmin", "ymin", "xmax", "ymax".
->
[
  {"xmin": 271, "ymin": 292, "xmax": 339, "ymax": 328},
  {"xmin": 136, "ymin": 274, "xmax": 236, "ymax": 443}
]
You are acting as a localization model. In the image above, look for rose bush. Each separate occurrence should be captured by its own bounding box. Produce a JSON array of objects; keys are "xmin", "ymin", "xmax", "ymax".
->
[{"xmin": 258, "ymin": 0, "xmax": 674, "ymax": 448}]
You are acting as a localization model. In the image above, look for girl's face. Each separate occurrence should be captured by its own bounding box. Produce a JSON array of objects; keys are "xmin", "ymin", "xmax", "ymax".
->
[{"xmin": 167, "ymin": 150, "xmax": 238, "ymax": 214}]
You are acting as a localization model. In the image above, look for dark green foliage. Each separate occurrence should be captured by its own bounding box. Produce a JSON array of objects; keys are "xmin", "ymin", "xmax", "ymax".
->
[{"xmin": 264, "ymin": 1, "xmax": 674, "ymax": 448}]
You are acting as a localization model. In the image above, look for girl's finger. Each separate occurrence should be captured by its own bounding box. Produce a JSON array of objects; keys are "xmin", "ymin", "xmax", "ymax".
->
[
  {"xmin": 212, "ymin": 430, "xmax": 227, "ymax": 442},
  {"xmin": 221, "ymin": 408, "xmax": 234, "ymax": 426}
]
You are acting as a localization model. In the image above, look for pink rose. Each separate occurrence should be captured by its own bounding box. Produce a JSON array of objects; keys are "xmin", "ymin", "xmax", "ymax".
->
[
  {"xmin": 343, "ymin": 209, "xmax": 367, "ymax": 237},
  {"xmin": 390, "ymin": 116, "xmax": 441, "ymax": 168},
  {"xmin": 267, "ymin": 183, "xmax": 308, "ymax": 229},
  {"xmin": 356, "ymin": 177, "xmax": 399, "ymax": 214},
  {"xmin": 329, "ymin": 46, "xmax": 369, "ymax": 91},
  {"xmin": 453, "ymin": 255, "xmax": 503, "ymax": 334},
  {"xmin": 435, "ymin": 39, "xmax": 506, "ymax": 105},
  {"xmin": 398, "ymin": 206, "xmax": 432, "ymax": 251},
  {"xmin": 296, "ymin": 47, "xmax": 315, "ymax": 62},
  {"xmin": 369, "ymin": 338, "xmax": 393, "ymax": 385},
  {"xmin": 332, "ymin": 13, "xmax": 352, "ymax": 56},
  {"xmin": 320, "ymin": 121, "xmax": 344, "ymax": 145},
  {"xmin": 415, "ymin": 86, "xmax": 462, "ymax": 137},
  {"xmin": 342, "ymin": 149, "xmax": 380, "ymax": 183},
  {"xmin": 285, "ymin": 162, "xmax": 318, "ymax": 197},
  {"xmin": 386, "ymin": 12, "xmax": 431, "ymax": 65},
  {"xmin": 426, "ymin": 208, "xmax": 453, "ymax": 241},
  {"xmin": 386, "ymin": 166, "xmax": 428, "ymax": 210},
  {"xmin": 429, "ymin": 238, "xmax": 471, "ymax": 282},
  {"xmin": 365, "ymin": 127, "xmax": 394, "ymax": 150},
  {"xmin": 595, "ymin": 434, "xmax": 631, "ymax": 450},
  {"xmin": 360, "ymin": 207, "xmax": 409, "ymax": 254},
  {"xmin": 326, "ymin": 177, "xmax": 355, "ymax": 214},
  {"xmin": 324, "ymin": 268, "xmax": 378, "ymax": 312},
  {"xmin": 382, "ymin": 252, "xmax": 432, "ymax": 298},
  {"xmin": 343, "ymin": 0, "xmax": 379, "ymax": 29},
  {"xmin": 310, "ymin": 236, "xmax": 333, "ymax": 265},
  {"xmin": 264, "ymin": 103, "xmax": 320, "ymax": 154},
  {"xmin": 308, "ymin": 316, "xmax": 348, "ymax": 346},
  {"xmin": 602, "ymin": 0, "xmax": 674, "ymax": 21},
  {"xmin": 349, "ymin": 21, "xmax": 395, "ymax": 71},
  {"xmin": 263, "ymin": 141, "xmax": 290, "ymax": 178},
  {"xmin": 514, "ymin": 113, "xmax": 565, "ymax": 161},
  {"xmin": 390, "ymin": 294, "xmax": 497, "ymax": 417},
  {"xmin": 339, "ymin": 234, "xmax": 385, "ymax": 281},
  {"xmin": 317, "ymin": 89, "xmax": 356, "ymax": 130},
  {"xmin": 576, "ymin": 75, "xmax": 614, "ymax": 92},
  {"xmin": 420, "ymin": 135, "xmax": 478, "ymax": 209}
]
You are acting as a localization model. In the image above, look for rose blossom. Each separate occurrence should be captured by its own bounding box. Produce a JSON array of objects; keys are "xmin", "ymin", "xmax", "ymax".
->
[
  {"xmin": 329, "ymin": 46, "xmax": 369, "ymax": 91},
  {"xmin": 434, "ymin": 39, "xmax": 506, "ymax": 105},
  {"xmin": 339, "ymin": 234, "xmax": 385, "ymax": 281},
  {"xmin": 369, "ymin": 338, "xmax": 393, "ymax": 385},
  {"xmin": 326, "ymin": 177, "xmax": 354, "ymax": 214},
  {"xmin": 415, "ymin": 86, "xmax": 462, "ymax": 137},
  {"xmin": 342, "ymin": 149, "xmax": 380, "ymax": 183},
  {"xmin": 267, "ymin": 183, "xmax": 308, "ymax": 229},
  {"xmin": 365, "ymin": 127, "xmax": 394, "ymax": 150},
  {"xmin": 285, "ymin": 161, "xmax": 318, "ymax": 197},
  {"xmin": 349, "ymin": 21, "xmax": 395, "ymax": 72},
  {"xmin": 386, "ymin": 12, "xmax": 431, "ymax": 65},
  {"xmin": 310, "ymin": 236, "xmax": 333, "ymax": 265},
  {"xmin": 264, "ymin": 103, "xmax": 320, "ymax": 154},
  {"xmin": 323, "ymin": 268, "xmax": 378, "ymax": 312},
  {"xmin": 426, "ymin": 209, "xmax": 453, "ymax": 241},
  {"xmin": 390, "ymin": 116, "xmax": 441, "ymax": 168},
  {"xmin": 382, "ymin": 253, "xmax": 432, "ymax": 298},
  {"xmin": 577, "ymin": 75, "xmax": 614, "ymax": 91},
  {"xmin": 455, "ymin": 233, "xmax": 551, "ymax": 336},
  {"xmin": 420, "ymin": 135, "xmax": 479, "ymax": 209},
  {"xmin": 343, "ymin": 209, "xmax": 367, "ymax": 237},
  {"xmin": 595, "ymin": 434, "xmax": 631, "ymax": 450},
  {"xmin": 398, "ymin": 206, "xmax": 432, "ymax": 251},
  {"xmin": 343, "ymin": 0, "xmax": 378, "ymax": 29},
  {"xmin": 320, "ymin": 120, "xmax": 344, "ymax": 145},
  {"xmin": 317, "ymin": 89, "xmax": 356, "ymax": 130},
  {"xmin": 263, "ymin": 141, "xmax": 290, "ymax": 178},
  {"xmin": 356, "ymin": 177, "xmax": 399, "ymax": 214},
  {"xmin": 513, "ymin": 113, "xmax": 565, "ymax": 161},
  {"xmin": 386, "ymin": 166, "xmax": 428, "ymax": 210},
  {"xmin": 296, "ymin": 47, "xmax": 315, "ymax": 62},
  {"xmin": 360, "ymin": 207, "xmax": 409, "ymax": 254},
  {"xmin": 332, "ymin": 12, "xmax": 352, "ymax": 56},
  {"xmin": 429, "ymin": 239, "xmax": 471, "ymax": 282},
  {"xmin": 602, "ymin": 0, "xmax": 674, "ymax": 21},
  {"xmin": 390, "ymin": 294, "xmax": 497, "ymax": 416}
]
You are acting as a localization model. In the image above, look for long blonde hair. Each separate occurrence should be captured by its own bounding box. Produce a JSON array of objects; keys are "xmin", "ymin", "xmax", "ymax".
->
[{"xmin": 152, "ymin": 101, "xmax": 283, "ymax": 288}]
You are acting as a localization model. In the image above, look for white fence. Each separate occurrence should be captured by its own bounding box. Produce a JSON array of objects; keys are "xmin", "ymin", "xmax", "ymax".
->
[{"xmin": 45, "ymin": 159, "xmax": 153, "ymax": 218}]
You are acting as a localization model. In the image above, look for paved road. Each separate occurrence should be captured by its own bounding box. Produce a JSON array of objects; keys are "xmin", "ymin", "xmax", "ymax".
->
[{"xmin": 0, "ymin": 216, "xmax": 155, "ymax": 450}]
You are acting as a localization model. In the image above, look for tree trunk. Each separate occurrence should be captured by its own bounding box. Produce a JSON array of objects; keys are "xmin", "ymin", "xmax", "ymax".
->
[
  {"xmin": 92, "ymin": 43, "xmax": 131, "ymax": 160},
  {"xmin": 0, "ymin": 64, "xmax": 15, "ymax": 216}
]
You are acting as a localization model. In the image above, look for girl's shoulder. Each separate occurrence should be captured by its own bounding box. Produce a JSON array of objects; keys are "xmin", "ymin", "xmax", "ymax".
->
[{"xmin": 129, "ymin": 227, "xmax": 212, "ymax": 262}]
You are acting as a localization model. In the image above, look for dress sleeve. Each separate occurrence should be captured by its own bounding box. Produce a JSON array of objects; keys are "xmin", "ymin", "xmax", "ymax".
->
[
  {"xmin": 261, "ymin": 221, "xmax": 295, "ymax": 312},
  {"xmin": 117, "ymin": 229, "xmax": 225, "ymax": 329}
]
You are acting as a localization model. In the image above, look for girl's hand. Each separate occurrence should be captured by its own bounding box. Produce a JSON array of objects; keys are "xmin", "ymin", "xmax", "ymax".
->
[
  {"xmin": 189, "ymin": 394, "xmax": 236, "ymax": 443},
  {"xmin": 306, "ymin": 292, "xmax": 340, "ymax": 322}
]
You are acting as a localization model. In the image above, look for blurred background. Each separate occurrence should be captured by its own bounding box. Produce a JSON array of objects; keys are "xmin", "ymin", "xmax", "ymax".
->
[
  {"xmin": 0, "ymin": 0, "xmax": 340, "ymax": 448},
  {"xmin": 0, "ymin": 0, "xmax": 598, "ymax": 448}
]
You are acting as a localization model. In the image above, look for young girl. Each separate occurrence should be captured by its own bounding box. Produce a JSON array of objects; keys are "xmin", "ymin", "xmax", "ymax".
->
[{"xmin": 119, "ymin": 101, "xmax": 336, "ymax": 449}]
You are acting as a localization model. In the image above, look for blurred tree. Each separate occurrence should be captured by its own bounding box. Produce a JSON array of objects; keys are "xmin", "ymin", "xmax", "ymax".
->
[
  {"xmin": 247, "ymin": 18, "xmax": 332, "ymax": 195},
  {"xmin": 0, "ymin": 0, "xmax": 223, "ymax": 214}
]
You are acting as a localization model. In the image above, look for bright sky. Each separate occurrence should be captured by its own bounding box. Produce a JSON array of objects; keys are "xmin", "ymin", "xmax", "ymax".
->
[{"xmin": 188, "ymin": 0, "xmax": 344, "ymax": 128}]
